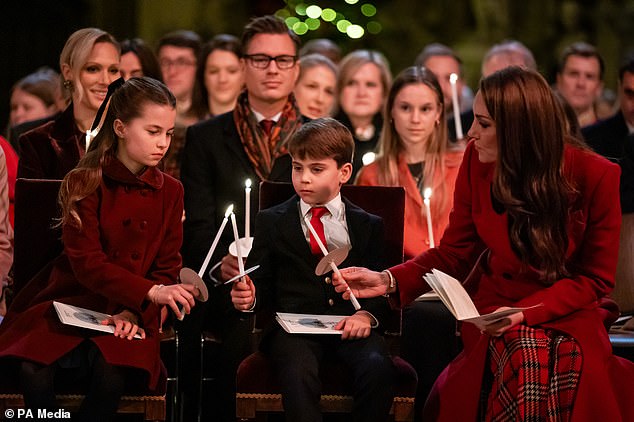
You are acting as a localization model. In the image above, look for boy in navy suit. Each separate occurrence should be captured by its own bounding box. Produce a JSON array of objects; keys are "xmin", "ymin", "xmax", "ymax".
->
[{"xmin": 231, "ymin": 118, "xmax": 395, "ymax": 422}]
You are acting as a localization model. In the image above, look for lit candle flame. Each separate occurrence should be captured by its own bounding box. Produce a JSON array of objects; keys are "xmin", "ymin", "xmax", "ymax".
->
[
  {"xmin": 424, "ymin": 188, "xmax": 432, "ymax": 200},
  {"xmin": 225, "ymin": 204, "xmax": 234, "ymax": 217},
  {"xmin": 245, "ymin": 178, "xmax": 252, "ymax": 189}
]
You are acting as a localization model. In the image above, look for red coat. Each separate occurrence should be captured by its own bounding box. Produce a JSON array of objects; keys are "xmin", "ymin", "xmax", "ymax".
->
[
  {"xmin": 0, "ymin": 155, "xmax": 184, "ymax": 391},
  {"xmin": 356, "ymin": 149, "xmax": 463, "ymax": 259},
  {"xmin": 390, "ymin": 142, "xmax": 634, "ymax": 421}
]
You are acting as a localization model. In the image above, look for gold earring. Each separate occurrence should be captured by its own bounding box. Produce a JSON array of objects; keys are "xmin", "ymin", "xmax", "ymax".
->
[{"xmin": 63, "ymin": 80, "xmax": 72, "ymax": 90}]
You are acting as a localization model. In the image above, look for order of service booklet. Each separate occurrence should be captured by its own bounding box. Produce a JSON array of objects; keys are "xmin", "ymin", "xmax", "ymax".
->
[
  {"xmin": 275, "ymin": 312, "xmax": 345, "ymax": 334},
  {"xmin": 53, "ymin": 301, "xmax": 142, "ymax": 339},
  {"xmin": 423, "ymin": 269, "xmax": 540, "ymax": 329}
]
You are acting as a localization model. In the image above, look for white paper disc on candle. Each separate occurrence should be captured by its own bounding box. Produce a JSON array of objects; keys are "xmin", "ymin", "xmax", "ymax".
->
[
  {"xmin": 315, "ymin": 246, "xmax": 350, "ymax": 275},
  {"xmin": 224, "ymin": 265, "xmax": 261, "ymax": 284},
  {"xmin": 179, "ymin": 267, "xmax": 209, "ymax": 302},
  {"xmin": 229, "ymin": 237, "xmax": 254, "ymax": 258}
]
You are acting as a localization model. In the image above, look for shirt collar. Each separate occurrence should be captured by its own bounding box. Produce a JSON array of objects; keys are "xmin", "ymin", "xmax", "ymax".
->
[
  {"xmin": 300, "ymin": 193, "xmax": 344, "ymax": 219},
  {"xmin": 252, "ymin": 109, "xmax": 282, "ymax": 123}
]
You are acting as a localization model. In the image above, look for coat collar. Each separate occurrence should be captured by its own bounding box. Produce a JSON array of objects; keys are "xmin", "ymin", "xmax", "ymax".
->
[
  {"xmin": 50, "ymin": 103, "xmax": 84, "ymax": 145},
  {"xmin": 102, "ymin": 153, "xmax": 164, "ymax": 189}
]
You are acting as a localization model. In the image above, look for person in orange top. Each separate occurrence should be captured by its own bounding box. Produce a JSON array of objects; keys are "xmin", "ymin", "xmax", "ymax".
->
[{"xmin": 356, "ymin": 66, "xmax": 463, "ymax": 260}]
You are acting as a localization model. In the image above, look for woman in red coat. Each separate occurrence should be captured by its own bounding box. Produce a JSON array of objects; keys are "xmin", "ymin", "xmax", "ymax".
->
[
  {"xmin": 0, "ymin": 77, "xmax": 196, "ymax": 421},
  {"xmin": 334, "ymin": 67, "xmax": 634, "ymax": 421}
]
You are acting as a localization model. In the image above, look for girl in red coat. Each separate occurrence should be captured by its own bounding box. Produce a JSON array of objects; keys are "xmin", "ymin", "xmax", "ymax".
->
[
  {"xmin": 0, "ymin": 77, "xmax": 196, "ymax": 421},
  {"xmin": 334, "ymin": 67, "xmax": 634, "ymax": 421}
]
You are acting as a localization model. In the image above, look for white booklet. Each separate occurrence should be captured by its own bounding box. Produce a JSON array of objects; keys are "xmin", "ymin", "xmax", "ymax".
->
[
  {"xmin": 53, "ymin": 301, "xmax": 142, "ymax": 339},
  {"xmin": 275, "ymin": 312, "xmax": 345, "ymax": 334},
  {"xmin": 423, "ymin": 269, "xmax": 540, "ymax": 329}
]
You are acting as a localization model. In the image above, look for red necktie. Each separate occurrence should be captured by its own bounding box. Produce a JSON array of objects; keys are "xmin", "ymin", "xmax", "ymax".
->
[
  {"xmin": 260, "ymin": 119, "xmax": 274, "ymax": 136},
  {"xmin": 309, "ymin": 207, "xmax": 328, "ymax": 255}
]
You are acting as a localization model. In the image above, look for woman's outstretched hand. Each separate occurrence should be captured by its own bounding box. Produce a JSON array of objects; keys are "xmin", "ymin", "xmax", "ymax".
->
[{"xmin": 332, "ymin": 267, "xmax": 388, "ymax": 299}]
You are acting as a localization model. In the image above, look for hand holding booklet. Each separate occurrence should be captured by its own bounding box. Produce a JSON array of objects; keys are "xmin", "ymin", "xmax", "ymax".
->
[
  {"xmin": 275, "ymin": 312, "xmax": 345, "ymax": 334},
  {"xmin": 53, "ymin": 301, "xmax": 142, "ymax": 339},
  {"xmin": 423, "ymin": 269, "xmax": 541, "ymax": 330}
]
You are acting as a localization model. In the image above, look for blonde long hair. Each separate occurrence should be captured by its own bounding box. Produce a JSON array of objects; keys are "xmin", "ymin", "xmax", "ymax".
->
[
  {"xmin": 374, "ymin": 66, "xmax": 451, "ymax": 216},
  {"xmin": 59, "ymin": 77, "xmax": 176, "ymax": 229}
]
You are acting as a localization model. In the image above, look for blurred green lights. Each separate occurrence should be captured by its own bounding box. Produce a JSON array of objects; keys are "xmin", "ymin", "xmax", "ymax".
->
[
  {"xmin": 306, "ymin": 18, "xmax": 320, "ymax": 30},
  {"xmin": 321, "ymin": 8, "xmax": 336, "ymax": 21},
  {"xmin": 283, "ymin": 0, "xmax": 380, "ymax": 40},
  {"xmin": 346, "ymin": 24, "xmax": 364, "ymax": 39},
  {"xmin": 367, "ymin": 21, "xmax": 382, "ymax": 34},
  {"xmin": 295, "ymin": 3, "xmax": 307, "ymax": 16},
  {"xmin": 305, "ymin": 5, "xmax": 322, "ymax": 19},
  {"xmin": 285, "ymin": 16, "xmax": 300, "ymax": 28},
  {"xmin": 336, "ymin": 19, "xmax": 352, "ymax": 33},
  {"xmin": 292, "ymin": 21, "xmax": 309, "ymax": 35},
  {"xmin": 361, "ymin": 4, "xmax": 377, "ymax": 17}
]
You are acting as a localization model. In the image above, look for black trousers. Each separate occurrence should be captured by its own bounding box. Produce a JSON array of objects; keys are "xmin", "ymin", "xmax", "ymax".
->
[
  {"xmin": 266, "ymin": 328, "xmax": 395, "ymax": 422},
  {"xmin": 401, "ymin": 300, "xmax": 463, "ymax": 421},
  {"xmin": 19, "ymin": 341, "xmax": 128, "ymax": 422}
]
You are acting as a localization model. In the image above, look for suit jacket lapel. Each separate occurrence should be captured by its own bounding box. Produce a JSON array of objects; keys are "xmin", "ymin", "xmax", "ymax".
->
[{"xmin": 275, "ymin": 197, "xmax": 316, "ymax": 262}]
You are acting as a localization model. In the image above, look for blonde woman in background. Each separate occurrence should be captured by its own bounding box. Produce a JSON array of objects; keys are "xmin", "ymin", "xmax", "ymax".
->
[
  {"xmin": 293, "ymin": 53, "xmax": 337, "ymax": 119},
  {"xmin": 335, "ymin": 49, "xmax": 392, "ymax": 179},
  {"xmin": 18, "ymin": 28, "xmax": 120, "ymax": 179}
]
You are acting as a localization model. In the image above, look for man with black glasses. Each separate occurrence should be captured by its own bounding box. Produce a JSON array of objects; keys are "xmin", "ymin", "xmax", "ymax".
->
[{"xmin": 179, "ymin": 15, "xmax": 304, "ymax": 421}]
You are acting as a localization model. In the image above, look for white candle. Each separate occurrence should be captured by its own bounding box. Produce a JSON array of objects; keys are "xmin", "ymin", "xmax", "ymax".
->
[
  {"xmin": 305, "ymin": 216, "xmax": 361, "ymax": 310},
  {"xmin": 449, "ymin": 73, "xmax": 463, "ymax": 139},
  {"xmin": 304, "ymin": 216, "xmax": 329, "ymax": 256},
  {"xmin": 198, "ymin": 205, "xmax": 233, "ymax": 277},
  {"xmin": 423, "ymin": 188, "xmax": 435, "ymax": 248},
  {"xmin": 230, "ymin": 212, "xmax": 245, "ymax": 276},
  {"xmin": 244, "ymin": 179, "xmax": 252, "ymax": 238}
]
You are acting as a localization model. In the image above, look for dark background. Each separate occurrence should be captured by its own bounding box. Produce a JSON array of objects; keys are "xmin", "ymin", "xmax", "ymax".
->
[{"xmin": 2, "ymin": 0, "xmax": 633, "ymax": 133}]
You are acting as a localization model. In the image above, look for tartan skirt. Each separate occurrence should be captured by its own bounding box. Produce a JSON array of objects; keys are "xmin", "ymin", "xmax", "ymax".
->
[{"xmin": 481, "ymin": 324, "xmax": 582, "ymax": 421}]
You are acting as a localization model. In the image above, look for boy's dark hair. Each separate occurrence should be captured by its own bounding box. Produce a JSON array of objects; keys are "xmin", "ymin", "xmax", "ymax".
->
[
  {"xmin": 241, "ymin": 15, "xmax": 301, "ymax": 56},
  {"xmin": 288, "ymin": 118, "xmax": 354, "ymax": 168},
  {"xmin": 157, "ymin": 30, "xmax": 202, "ymax": 57}
]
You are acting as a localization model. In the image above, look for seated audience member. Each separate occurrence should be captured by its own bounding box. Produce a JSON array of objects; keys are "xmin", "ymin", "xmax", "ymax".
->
[
  {"xmin": 157, "ymin": 30, "xmax": 205, "ymax": 179},
  {"xmin": 294, "ymin": 53, "xmax": 337, "ymax": 119},
  {"xmin": 197, "ymin": 34, "xmax": 244, "ymax": 118},
  {"xmin": 0, "ymin": 148, "xmax": 13, "ymax": 322},
  {"xmin": 415, "ymin": 43, "xmax": 472, "ymax": 118},
  {"xmin": 119, "ymin": 38, "xmax": 163, "ymax": 81},
  {"xmin": 7, "ymin": 67, "xmax": 66, "ymax": 150},
  {"xmin": 334, "ymin": 67, "xmax": 634, "ymax": 421},
  {"xmin": 0, "ymin": 137, "xmax": 18, "ymax": 226},
  {"xmin": 481, "ymin": 40, "xmax": 537, "ymax": 77},
  {"xmin": 582, "ymin": 55, "xmax": 634, "ymax": 159},
  {"xmin": 335, "ymin": 50, "xmax": 392, "ymax": 180},
  {"xmin": 9, "ymin": 67, "xmax": 62, "ymax": 128},
  {"xmin": 231, "ymin": 118, "xmax": 395, "ymax": 422},
  {"xmin": 180, "ymin": 15, "xmax": 304, "ymax": 421},
  {"xmin": 355, "ymin": 66, "xmax": 464, "ymax": 417},
  {"xmin": 618, "ymin": 133, "xmax": 634, "ymax": 213},
  {"xmin": 556, "ymin": 41, "xmax": 605, "ymax": 128},
  {"xmin": 299, "ymin": 38, "xmax": 342, "ymax": 64},
  {"xmin": 0, "ymin": 77, "xmax": 197, "ymax": 420},
  {"xmin": 18, "ymin": 28, "xmax": 120, "ymax": 180}
]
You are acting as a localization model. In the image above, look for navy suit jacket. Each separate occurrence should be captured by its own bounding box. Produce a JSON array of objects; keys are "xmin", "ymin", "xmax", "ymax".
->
[
  {"xmin": 247, "ymin": 195, "xmax": 391, "ymax": 333},
  {"xmin": 181, "ymin": 111, "xmax": 293, "ymax": 272},
  {"xmin": 582, "ymin": 111, "xmax": 629, "ymax": 159}
]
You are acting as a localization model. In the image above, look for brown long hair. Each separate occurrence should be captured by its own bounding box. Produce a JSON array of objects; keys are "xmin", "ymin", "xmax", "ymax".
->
[
  {"xmin": 59, "ymin": 77, "xmax": 176, "ymax": 228},
  {"xmin": 373, "ymin": 66, "xmax": 452, "ymax": 216},
  {"xmin": 480, "ymin": 67, "xmax": 576, "ymax": 283}
]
